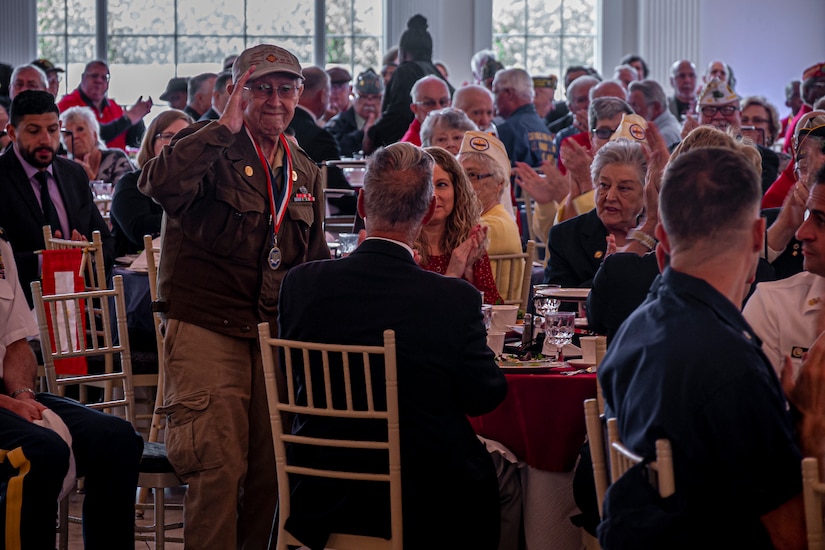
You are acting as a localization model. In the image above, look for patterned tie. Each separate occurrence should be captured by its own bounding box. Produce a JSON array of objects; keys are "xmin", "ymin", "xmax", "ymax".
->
[{"xmin": 35, "ymin": 171, "xmax": 62, "ymax": 234}]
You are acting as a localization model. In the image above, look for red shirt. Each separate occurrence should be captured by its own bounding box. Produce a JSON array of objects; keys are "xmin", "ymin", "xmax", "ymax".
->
[
  {"xmin": 557, "ymin": 131, "xmax": 591, "ymax": 175},
  {"xmin": 762, "ymin": 160, "xmax": 796, "ymax": 209},
  {"xmin": 399, "ymin": 118, "xmax": 422, "ymax": 146},
  {"xmin": 58, "ymin": 88, "xmax": 128, "ymax": 151},
  {"xmin": 421, "ymin": 252, "xmax": 503, "ymax": 305},
  {"xmin": 782, "ymin": 104, "xmax": 812, "ymax": 155}
]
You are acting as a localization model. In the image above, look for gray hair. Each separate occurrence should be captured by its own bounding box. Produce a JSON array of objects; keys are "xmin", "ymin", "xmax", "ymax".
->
[
  {"xmin": 493, "ymin": 68, "xmax": 534, "ymax": 102},
  {"xmin": 628, "ymin": 79, "xmax": 667, "ymax": 110},
  {"xmin": 410, "ymin": 74, "xmax": 448, "ymax": 102},
  {"xmin": 588, "ymin": 97, "xmax": 634, "ymax": 130},
  {"xmin": 590, "ymin": 139, "xmax": 647, "ymax": 185},
  {"xmin": 59, "ymin": 105, "xmax": 103, "ymax": 149},
  {"xmin": 10, "ymin": 64, "xmax": 48, "ymax": 95},
  {"xmin": 420, "ymin": 107, "xmax": 478, "ymax": 146},
  {"xmin": 741, "ymin": 95, "xmax": 781, "ymax": 146},
  {"xmin": 188, "ymin": 72, "xmax": 217, "ymax": 102},
  {"xmin": 567, "ymin": 75, "xmax": 600, "ymax": 107},
  {"xmin": 363, "ymin": 142, "xmax": 434, "ymax": 237}
]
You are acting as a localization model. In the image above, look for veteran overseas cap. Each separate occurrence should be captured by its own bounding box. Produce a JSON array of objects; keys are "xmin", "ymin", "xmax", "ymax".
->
[{"xmin": 459, "ymin": 131, "xmax": 511, "ymax": 178}]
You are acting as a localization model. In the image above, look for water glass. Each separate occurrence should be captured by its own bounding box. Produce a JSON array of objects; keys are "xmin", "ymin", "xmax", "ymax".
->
[
  {"xmin": 533, "ymin": 284, "xmax": 561, "ymax": 328},
  {"xmin": 481, "ymin": 304, "xmax": 493, "ymax": 331},
  {"xmin": 91, "ymin": 180, "xmax": 113, "ymax": 200},
  {"xmin": 545, "ymin": 311, "xmax": 576, "ymax": 362},
  {"xmin": 337, "ymin": 233, "xmax": 359, "ymax": 256}
]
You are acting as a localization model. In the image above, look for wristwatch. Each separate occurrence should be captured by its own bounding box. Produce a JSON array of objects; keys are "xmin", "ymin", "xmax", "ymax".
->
[
  {"xmin": 627, "ymin": 229, "xmax": 657, "ymax": 251},
  {"xmin": 11, "ymin": 387, "xmax": 36, "ymax": 399}
]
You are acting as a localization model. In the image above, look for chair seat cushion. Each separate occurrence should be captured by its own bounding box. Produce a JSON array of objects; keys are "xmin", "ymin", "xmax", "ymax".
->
[{"xmin": 141, "ymin": 441, "xmax": 175, "ymax": 473}]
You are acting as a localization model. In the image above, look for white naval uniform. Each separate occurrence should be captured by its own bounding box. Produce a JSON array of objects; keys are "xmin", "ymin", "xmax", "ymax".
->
[{"xmin": 743, "ymin": 270, "xmax": 825, "ymax": 377}]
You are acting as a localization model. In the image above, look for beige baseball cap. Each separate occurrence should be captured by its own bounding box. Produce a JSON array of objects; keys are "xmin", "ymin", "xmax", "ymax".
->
[
  {"xmin": 232, "ymin": 44, "xmax": 304, "ymax": 83},
  {"xmin": 458, "ymin": 131, "xmax": 511, "ymax": 178}
]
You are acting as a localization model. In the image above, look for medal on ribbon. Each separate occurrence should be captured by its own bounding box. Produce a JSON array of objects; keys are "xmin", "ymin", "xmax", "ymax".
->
[{"xmin": 251, "ymin": 130, "xmax": 294, "ymax": 271}]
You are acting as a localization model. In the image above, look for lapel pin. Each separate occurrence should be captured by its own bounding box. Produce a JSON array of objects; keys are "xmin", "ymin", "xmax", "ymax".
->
[
  {"xmin": 594, "ymin": 250, "xmax": 603, "ymax": 259},
  {"xmin": 244, "ymin": 166, "xmax": 253, "ymax": 177}
]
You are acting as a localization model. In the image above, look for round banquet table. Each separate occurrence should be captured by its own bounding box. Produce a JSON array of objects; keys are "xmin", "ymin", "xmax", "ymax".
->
[
  {"xmin": 469, "ymin": 370, "xmax": 597, "ymax": 472},
  {"xmin": 470, "ymin": 369, "xmax": 597, "ymax": 549}
]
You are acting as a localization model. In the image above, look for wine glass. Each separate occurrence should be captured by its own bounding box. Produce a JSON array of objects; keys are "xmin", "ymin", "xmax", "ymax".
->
[
  {"xmin": 533, "ymin": 284, "xmax": 561, "ymax": 330},
  {"xmin": 545, "ymin": 311, "xmax": 576, "ymax": 363},
  {"xmin": 337, "ymin": 233, "xmax": 359, "ymax": 256},
  {"xmin": 481, "ymin": 304, "xmax": 493, "ymax": 331}
]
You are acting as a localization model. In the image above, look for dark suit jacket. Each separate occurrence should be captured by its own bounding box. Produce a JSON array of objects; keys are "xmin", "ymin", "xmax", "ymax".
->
[
  {"xmin": 757, "ymin": 145, "xmax": 779, "ymax": 196},
  {"xmin": 0, "ymin": 149, "xmax": 114, "ymax": 307},
  {"xmin": 545, "ymin": 208, "xmax": 607, "ymax": 288},
  {"xmin": 277, "ymin": 238, "xmax": 506, "ymax": 550},
  {"xmin": 288, "ymin": 108, "xmax": 356, "ymax": 214},
  {"xmin": 324, "ymin": 107, "xmax": 362, "ymax": 157},
  {"xmin": 587, "ymin": 252, "xmax": 660, "ymax": 342}
]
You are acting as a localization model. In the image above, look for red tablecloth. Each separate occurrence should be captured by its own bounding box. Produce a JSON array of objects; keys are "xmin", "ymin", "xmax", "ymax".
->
[{"xmin": 470, "ymin": 371, "xmax": 597, "ymax": 472}]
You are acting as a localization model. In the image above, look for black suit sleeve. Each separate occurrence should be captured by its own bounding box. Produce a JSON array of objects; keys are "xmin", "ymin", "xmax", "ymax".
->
[{"xmin": 110, "ymin": 170, "xmax": 162, "ymax": 252}]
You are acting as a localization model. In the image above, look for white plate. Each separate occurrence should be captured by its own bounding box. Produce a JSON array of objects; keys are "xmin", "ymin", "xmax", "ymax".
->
[{"xmin": 546, "ymin": 288, "xmax": 590, "ymax": 300}]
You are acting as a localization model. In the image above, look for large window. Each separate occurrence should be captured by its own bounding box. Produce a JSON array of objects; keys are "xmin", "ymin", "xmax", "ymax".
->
[
  {"xmin": 37, "ymin": 0, "xmax": 383, "ymax": 114},
  {"xmin": 492, "ymin": 0, "xmax": 598, "ymax": 99}
]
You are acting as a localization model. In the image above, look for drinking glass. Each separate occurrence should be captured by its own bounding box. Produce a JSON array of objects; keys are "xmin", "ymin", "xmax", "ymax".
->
[
  {"xmin": 337, "ymin": 233, "xmax": 359, "ymax": 256},
  {"xmin": 481, "ymin": 304, "xmax": 493, "ymax": 331},
  {"xmin": 545, "ymin": 311, "xmax": 576, "ymax": 363},
  {"xmin": 91, "ymin": 180, "xmax": 113, "ymax": 200},
  {"xmin": 533, "ymin": 284, "xmax": 561, "ymax": 330}
]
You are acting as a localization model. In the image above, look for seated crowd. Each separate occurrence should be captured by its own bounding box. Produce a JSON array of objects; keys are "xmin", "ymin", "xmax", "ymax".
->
[{"xmin": 2, "ymin": 10, "xmax": 825, "ymax": 549}]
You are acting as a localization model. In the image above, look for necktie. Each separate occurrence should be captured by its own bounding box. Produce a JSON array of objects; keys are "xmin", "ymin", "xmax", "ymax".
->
[{"xmin": 35, "ymin": 171, "xmax": 62, "ymax": 234}]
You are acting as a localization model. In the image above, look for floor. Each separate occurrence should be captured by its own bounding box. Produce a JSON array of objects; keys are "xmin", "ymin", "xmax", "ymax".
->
[{"xmin": 64, "ymin": 485, "xmax": 186, "ymax": 549}]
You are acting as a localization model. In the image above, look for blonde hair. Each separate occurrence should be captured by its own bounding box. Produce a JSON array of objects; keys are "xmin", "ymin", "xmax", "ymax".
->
[{"xmin": 670, "ymin": 125, "xmax": 761, "ymax": 173}]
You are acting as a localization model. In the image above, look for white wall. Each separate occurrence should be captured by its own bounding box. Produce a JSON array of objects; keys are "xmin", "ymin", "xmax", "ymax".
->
[{"xmin": 600, "ymin": 0, "xmax": 825, "ymax": 117}]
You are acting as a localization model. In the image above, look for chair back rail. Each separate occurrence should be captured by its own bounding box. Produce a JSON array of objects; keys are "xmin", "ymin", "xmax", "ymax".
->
[
  {"xmin": 258, "ymin": 323, "xmax": 403, "ymax": 550},
  {"xmin": 490, "ymin": 239, "xmax": 535, "ymax": 311},
  {"xmin": 606, "ymin": 417, "xmax": 675, "ymax": 498},
  {"xmin": 803, "ymin": 457, "xmax": 825, "ymax": 550}
]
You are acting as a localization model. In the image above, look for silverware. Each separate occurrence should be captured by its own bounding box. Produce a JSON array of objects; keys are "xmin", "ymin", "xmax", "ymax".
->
[{"xmin": 562, "ymin": 366, "xmax": 596, "ymax": 376}]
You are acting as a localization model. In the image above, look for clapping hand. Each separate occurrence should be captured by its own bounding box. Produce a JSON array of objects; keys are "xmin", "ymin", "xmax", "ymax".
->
[
  {"xmin": 447, "ymin": 224, "xmax": 488, "ymax": 281},
  {"xmin": 125, "ymin": 96, "xmax": 153, "ymax": 125},
  {"xmin": 513, "ymin": 160, "xmax": 569, "ymax": 205},
  {"xmin": 640, "ymin": 121, "xmax": 667, "ymax": 227},
  {"xmin": 560, "ymin": 140, "xmax": 593, "ymax": 197}
]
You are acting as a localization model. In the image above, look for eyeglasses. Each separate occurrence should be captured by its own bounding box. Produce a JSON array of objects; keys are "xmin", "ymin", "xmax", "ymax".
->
[
  {"xmin": 83, "ymin": 73, "xmax": 110, "ymax": 81},
  {"xmin": 795, "ymin": 124, "xmax": 825, "ymax": 152},
  {"xmin": 465, "ymin": 171, "xmax": 494, "ymax": 181},
  {"xmin": 355, "ymin": 94, "xmax": 382, "ymax": 102},
  {"xmin": 592, "ymin": 126, "xmax": 619, "ymax": 140},
  {"xmin": 154, "ymin": 132, "xmax": 177, "ymax": 141},
  {"xmin": 243, "ymin": 83, "xmax": 300, "ymax": 100},
  {"xmin": 700, "ymin": 105, "xmax": 738, "ymax": 117},
  {"xmin": 415, "ymin": 98, "xmax": 450, "ymax": 110}
]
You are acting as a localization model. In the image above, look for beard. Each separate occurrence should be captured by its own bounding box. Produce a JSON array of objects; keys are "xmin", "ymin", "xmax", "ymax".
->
[{"xmin": 19, "ymin": 144, "xmax": 56, "ymax": 169}]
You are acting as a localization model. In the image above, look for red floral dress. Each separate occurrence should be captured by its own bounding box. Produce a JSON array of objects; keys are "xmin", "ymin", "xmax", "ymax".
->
[{"xmin": 421, "ymin": 252, "xmax": 504, "ymax": 304}]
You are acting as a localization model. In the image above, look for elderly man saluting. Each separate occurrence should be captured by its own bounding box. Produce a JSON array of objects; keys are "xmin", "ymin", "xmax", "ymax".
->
[{"xmin": 138, "ymin": 44, "xmax": 330, "ymax": 549}]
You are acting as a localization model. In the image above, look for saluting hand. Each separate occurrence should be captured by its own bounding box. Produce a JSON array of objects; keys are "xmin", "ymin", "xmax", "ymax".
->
[{"xmin": 219, "ymin": 66, "xmax": 255, "ymax": 134}]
